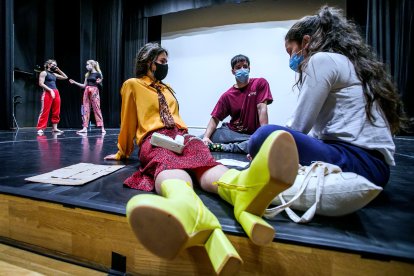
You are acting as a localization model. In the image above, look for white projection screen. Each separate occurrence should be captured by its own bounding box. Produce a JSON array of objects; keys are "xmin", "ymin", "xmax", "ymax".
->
[{"xmin": 162, "ymin": 20, "xmax": 300, "ymax": 130}]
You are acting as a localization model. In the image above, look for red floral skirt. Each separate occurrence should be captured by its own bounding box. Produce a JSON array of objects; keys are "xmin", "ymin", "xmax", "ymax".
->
[{"xmin": 124, "ymin": 127, "xmax": 220, "ymax": 191}]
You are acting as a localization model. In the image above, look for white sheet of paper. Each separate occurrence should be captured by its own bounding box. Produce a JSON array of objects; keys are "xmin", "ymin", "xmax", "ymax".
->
[{"xmin": 216, "ymin": 159, "xmax": 249, "ymax": 168}]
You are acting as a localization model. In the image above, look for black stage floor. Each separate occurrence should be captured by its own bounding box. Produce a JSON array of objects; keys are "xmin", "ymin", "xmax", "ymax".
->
[{"xmin": 1, "ymin": 128, "xmax": 413, "ymax": 263}]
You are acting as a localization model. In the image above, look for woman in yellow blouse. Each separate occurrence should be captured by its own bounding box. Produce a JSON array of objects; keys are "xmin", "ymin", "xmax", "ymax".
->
[{"xmin": 105, "ymin": 42, "xmax": 299, "ymax": 274}]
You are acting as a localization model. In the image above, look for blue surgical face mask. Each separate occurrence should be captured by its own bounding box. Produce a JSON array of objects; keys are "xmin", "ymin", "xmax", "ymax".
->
[
  {"xmin": 235, "ymin": 68, "xmax": 249, "ymax": 83},
  {"xmin": 289, "ymin": 49, "xmax": 304, "ymax": 72}
]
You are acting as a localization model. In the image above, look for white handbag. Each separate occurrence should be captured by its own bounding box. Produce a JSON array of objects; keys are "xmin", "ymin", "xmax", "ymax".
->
[{"xmin": 264, "ymin": 161, "xmax": 383, "ymax": 223}]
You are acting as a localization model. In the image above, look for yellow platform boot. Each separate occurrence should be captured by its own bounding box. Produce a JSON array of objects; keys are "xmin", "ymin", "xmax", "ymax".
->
[
  {"xmin": 214, "ymin": 130, "xmax": 299, "ymax": 246},
  {"xmin": 126, "ymin": 179, "xmax": 243, "ymax": 275}
]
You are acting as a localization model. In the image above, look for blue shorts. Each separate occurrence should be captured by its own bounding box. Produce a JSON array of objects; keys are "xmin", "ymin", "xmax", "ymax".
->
[{"xmin": 248, "ymin": 125, "xmax": 390, "ymax": 187}]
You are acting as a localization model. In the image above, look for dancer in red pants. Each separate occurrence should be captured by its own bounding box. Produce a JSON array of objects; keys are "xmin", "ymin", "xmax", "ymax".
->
[
  {"xmin": 37, "ymin": 59, "xmax": 68, "ymax": 135},
  {"xmin": 69, "ymin": 59, "xmax": 105, "ymax": 134}
]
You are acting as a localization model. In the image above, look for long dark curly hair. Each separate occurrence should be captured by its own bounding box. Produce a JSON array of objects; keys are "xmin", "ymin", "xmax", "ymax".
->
[{"xmin": 286, "ymin": 5, "xmax": 406, "ymax": 134}]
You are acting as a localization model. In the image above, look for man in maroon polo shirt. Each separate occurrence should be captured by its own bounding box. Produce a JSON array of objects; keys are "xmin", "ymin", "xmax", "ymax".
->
[{"xmin": 202, "ymin": 54, "xmax": 273, "ymax": 154}]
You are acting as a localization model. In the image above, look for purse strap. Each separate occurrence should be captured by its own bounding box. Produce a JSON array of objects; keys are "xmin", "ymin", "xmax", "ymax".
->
[
  {"xmin": 278, "ymin": 163, "xmax": 325, "ymax": 223},
  {"xmin": 264, "ymin": 161, "xmax": 340, "ymax": 223}
]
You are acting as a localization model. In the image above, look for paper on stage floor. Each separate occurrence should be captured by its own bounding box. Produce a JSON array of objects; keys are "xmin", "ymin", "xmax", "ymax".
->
[
  {"xmin": 25, "ymin": 163, "xmax": 125, "ymax": 185},
  {"xmin": 216, "ymin": 159, "xmax": 249, "ymax": 168}
]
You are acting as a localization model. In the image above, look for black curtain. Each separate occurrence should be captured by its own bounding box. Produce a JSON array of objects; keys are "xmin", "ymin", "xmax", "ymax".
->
[
  {"xmin": 123, "ymin": 1, "xmax": 149, "ymax": 80},
  {"xmin": 53, "ymin": 0, "xmax": 125, "ymax": 129},
  {"xmin": 0, "ymin": 0, "xmax": 13, "ymax": 129},
  {"xmin": 11, "ymin": 0, "xmax": 55, "ymax": 128},
  {"xmin": 366, "ymin": 0, "xmax": 414, "ymax": 132},
  {"xmin": 80, "ymin": 0, "xmax": 96, "ymax": 67},
  {"xmin": 94, "ymin": 0, "xmax": 123, "ymax": 128},
  {"xmin": 54, "ymin": 0, "xmax": 82, "ymax": 128}
]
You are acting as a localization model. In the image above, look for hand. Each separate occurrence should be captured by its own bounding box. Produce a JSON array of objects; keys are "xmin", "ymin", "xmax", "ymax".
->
[
  {"xmin": 202, "ymin": 137, "xmax": 212, "ymax": 146},
  {"xmin": 50, "ymin": 90, "xmax": 55, "ymax": 99},
  {"xmin": 69, "ymin": 79, "xmax": 75, "ymax": 84},
  {"xmin": 104, "ymin": 153, "xmax": 119, "ymax": 160},
  {"xmin": 96, "ymin": 78, "xmax": 102, "ymax": 84}
]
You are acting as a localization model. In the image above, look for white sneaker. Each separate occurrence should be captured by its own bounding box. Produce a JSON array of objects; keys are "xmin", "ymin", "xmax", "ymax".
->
[
  {"xmin": 77, "ymin": 127, "xmax": 87, "ymax": 133},
  {"xmin": 52, "ymin": 129, "xmax": 64, "ymax": 133},
  {"xmin": 37, "ymin": 129, "xmax": 44, "ymax": 135}
]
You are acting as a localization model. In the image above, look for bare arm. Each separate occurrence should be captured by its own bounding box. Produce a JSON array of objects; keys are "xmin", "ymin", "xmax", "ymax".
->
[
  {"xmin": 202, "ymin": 117, "xmax": 220, "ymax": 145},
  {"xmin": 69, "ymin": 78, "xmax": 87, "ymax": 88},
  {"xmin": 53, "ymin": 67, "xmax": 68, "ymax": 80},
  {"xmin": 257, "ymin": 102, "xmax": 269, "ymax": 126}
]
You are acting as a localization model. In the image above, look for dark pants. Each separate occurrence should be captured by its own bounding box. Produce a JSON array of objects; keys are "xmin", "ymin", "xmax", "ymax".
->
[
  {"xmin": 210, "ymin": 123, "xmax": 251, "ymax": 154},
  {"xmin": 248, "ymin": 125, "xmax": 390, "ymax": 187}
]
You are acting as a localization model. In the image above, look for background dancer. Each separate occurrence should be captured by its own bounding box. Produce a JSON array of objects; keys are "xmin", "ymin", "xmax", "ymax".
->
[
  {"xmin": 69, "ymin": 59, "xmax": 106, "ymax": 133},
  {"xmin": 36, "ymin": 59, "xmax": 67, "ymax": 134}
]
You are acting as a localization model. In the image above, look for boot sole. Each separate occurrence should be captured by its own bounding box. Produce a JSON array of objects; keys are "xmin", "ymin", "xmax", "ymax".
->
[
  {"xmin": 128, "ymin": 204, "xmax": 188, "ymax": 259},
  {"xmin": 245, "ymin": 130, "xmax": 299, "ymax": 217},
  {"xmin": 129, "ymin": 203, "xmax": 220, "ymax": 259}
]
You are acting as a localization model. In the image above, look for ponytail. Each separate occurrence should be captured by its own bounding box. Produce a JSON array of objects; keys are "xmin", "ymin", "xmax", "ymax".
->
[{"xmin": 285, "ymin": 5, "xmax": 407, "ymax": 134}]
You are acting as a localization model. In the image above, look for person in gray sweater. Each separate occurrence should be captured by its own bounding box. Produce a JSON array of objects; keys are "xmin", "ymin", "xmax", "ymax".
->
[{"xmin": 248, "ymin": 5, "xmax": 407, "ymax": 187}]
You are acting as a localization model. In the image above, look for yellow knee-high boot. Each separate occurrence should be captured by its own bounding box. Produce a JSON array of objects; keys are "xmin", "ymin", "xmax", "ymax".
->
[
  {"xmin": 215, "ymin": 130, "xmax": 299, "ymax": 246},
  {"xmin": 126, "ymin": 179, "xmax": 243, "ymax": 275}
]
